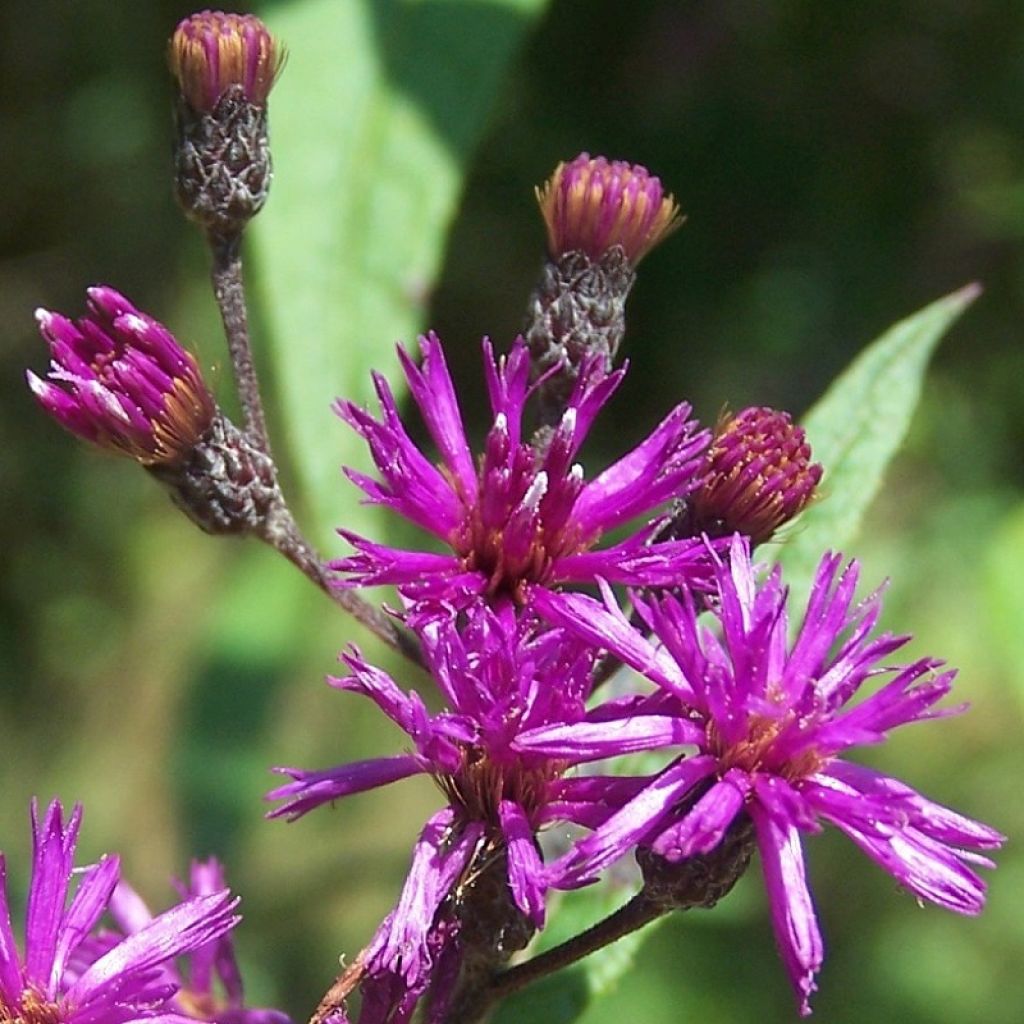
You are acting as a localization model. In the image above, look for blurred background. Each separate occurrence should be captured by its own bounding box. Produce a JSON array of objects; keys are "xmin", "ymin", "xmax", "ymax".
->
[{"xmin": 2, "ymin": 1, "xmax": 1023, "ymax": 1021}]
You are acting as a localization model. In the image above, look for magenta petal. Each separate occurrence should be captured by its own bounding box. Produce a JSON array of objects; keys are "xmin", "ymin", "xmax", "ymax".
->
[
  {"xmin": 266, "ymin": 755, "xmax": 424, "ymax": 820},
  {"xmin": 550, "ymin": 756, "xmax": 717, "ymax": 888},
  {"xmin": 106, "ymin": 880, "xmax": 154, "ymax": 935},
  {"xmin": 649, "ymin": 770, "xmax": 749, "ymax": 861},
  {"xmin": 499, "ymin": 801, "xmax": 546, "ymax": 928},
  {"xmin": 0, "ymin": 856, "xmax": 22, "ymax": 1006},
  {"xmin": 822, "ymin": 761, "xmax": 1005, "ymax": 850},
  {"xmin": 571, "ymin": 403, "xmax": 707, "ymax": 532},
  {"xmin": 69, "ymin": 890, "xmax": 239, "ymax": 1006},
  {"xmin": 367, "ymin": 809, "xmax": 482, "ymax": 989},
  {"xmin": 824, "ymin": 812, "xmax": 990, "ymax": 915},
  {"xmin": 514, "ymin": 715, "xmax": 704, "ymax": 763},
  {"xmin": 750, "ymin": 805, "xmax": 822, "ymax": 1017},
  {"xmin": 401, "ymin": 334, "xmax": 476, "ymax": 500},
  {"xmin": 25, "ymin": 800, "xmax": 81, "ymax": 991},
  {"xmin": 50, "ymin": 854, "xmax": 121, "ymax": 992},
  {"xmin": 530, "ymin": 587, "xmax": 690, "ymax": 698}
]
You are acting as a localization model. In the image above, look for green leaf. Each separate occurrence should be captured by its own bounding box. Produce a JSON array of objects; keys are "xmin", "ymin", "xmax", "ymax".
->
[
  {"xmin": 777, "ymin": 283, "xmax": 981, "ymax": 605},
  {"xmin": 250, "ymin": 0, "xmax": 549, "ymax": 546},
  {"xmin": 493, "ymin": 885, "xmax": 669, "ymax": 1024},
  {"xmin": 982, "ymin": 501, "xmax": 1024, "ymax": 717}
]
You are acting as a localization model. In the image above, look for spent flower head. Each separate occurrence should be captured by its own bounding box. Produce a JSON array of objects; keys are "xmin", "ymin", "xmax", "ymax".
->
[
  {"xmin": 523, "ymin": 538, "xmax": 1003, "ymax": 1014},
  {"xmin": 169, "ymin": 10, "xmax": 283, "ymax": 113},
  {"xmin": 27, "ymin": 287, "xmax": 215, "ymax": 467},
  {"xmin": 333, "ymin": 333, "xmax": 713, "ymax": 610},
  {"xmin": 536, "ymin": 153, "xmax": 683, "ymax": 264},
  {"xmin": 0, "ymin": 799, "xmax": 240, "ymax": 1024}
]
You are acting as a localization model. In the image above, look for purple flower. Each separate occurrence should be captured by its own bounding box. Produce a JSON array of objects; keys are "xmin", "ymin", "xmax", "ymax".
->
[
  {"xmin": 522, "ymin": 538, "xmax": 1004, "ymax": 1014},
  {"xmin": 99, "ymin": 859, "xmax": 291, "ymax": 1024},
  {"xmin": 27, "ymin": 287, "xmax": 215, "ymax": 466},
  {"xmin": 535, "ymin": 153, "xmax": 683, "ymax": 264},
  {"xmin": 268, "ymin": 607, "xmax": 665, "ymax": 1020},
  {"xmin": 0, "ymin": 799, "xmax": 240, "ymax": 1024},
  {"xmin": 333, "ymin": 333, "xmax": 712, "ymax": 608}
]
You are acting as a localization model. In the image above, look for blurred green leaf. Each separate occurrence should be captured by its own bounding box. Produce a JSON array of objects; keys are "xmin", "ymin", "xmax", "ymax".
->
[
  {"xmin": 251, "ymin": 0, "xmax": 549, "ymax": 547},
  {"xmin": 983, "ymin": 501, "xmax": 1024, "ymax": 717},
  {"xmin": 777, "ymin": 283, "xmax": 981, "ymax": 605},
  {"xmin": 494, "ymin": 885, "xmax": 668, "ymax": 1024}
]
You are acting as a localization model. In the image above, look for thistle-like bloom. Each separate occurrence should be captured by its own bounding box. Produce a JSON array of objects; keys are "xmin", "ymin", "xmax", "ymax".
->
[
  {"xmin": 27, "ymin": 287, "xmax": 215, "ymax": 467},
  {"xmin": 333, "ymin": 333, "xmax": 712, "ymax": 607},
  {"xmin": 536, "ymin": 153, "xmax": 683, "ymax": 264},
  {"xmin": 268, "ymin": 608, "xmax": 669, "ymax": 1021},
  {"xmin": 98, "ymin": 859, "xmax": 291, "ymax": 1024},
  {"xmin": 523, "ymin": 538, "xmax": 1003, "ymax": 1014},
  {"xmin": 0, "ymin": 799, "xmax": 240, "ymax": 1024},
  {"xmin": 269, "ymin": 610, "xmax": 601, "ymax": 918},
  {"xmin": 169, "ymin": 11, "xmax": 283, "ymax": 113},
  {"xmin": 683, "ymin": 406, "xmax": 823, "ymax": 544}
]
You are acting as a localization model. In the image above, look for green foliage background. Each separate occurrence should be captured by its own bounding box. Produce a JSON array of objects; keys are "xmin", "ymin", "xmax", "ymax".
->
[{"xmin": 2, "ymin": 1, "xmax": 1023, "ymax": 1021}]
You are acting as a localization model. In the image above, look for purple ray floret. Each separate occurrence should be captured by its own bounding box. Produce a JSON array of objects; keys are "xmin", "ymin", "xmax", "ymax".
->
[
  {"xmin": 96, "ymin": 859, "xmax": 291, "ymax": 1024},
  {"xmin": 526, "ymin": 537, "xmax": 1004, "ymax": 1015},
  {"xmin": 268, "ymin": 608, "xmax": 617, "ymax": 914},
  {"xmin": 332, "ymin": 333, "xmax": 712, "ymax": 608},
  {"xmin": 0, "ymin": 799, "xmax": 240, "ymax": 1024}
]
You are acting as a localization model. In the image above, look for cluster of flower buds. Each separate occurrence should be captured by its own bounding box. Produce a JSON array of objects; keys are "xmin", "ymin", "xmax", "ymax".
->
[{"xmin": 20, "ymin": 8, "xmax": 1003, "ymax": 1023}]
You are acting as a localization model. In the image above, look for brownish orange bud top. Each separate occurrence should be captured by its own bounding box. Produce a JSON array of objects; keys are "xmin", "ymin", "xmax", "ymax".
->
[
  {"xmin": 536, "ymin": 153, "xmax": 683, "ymax": 264},
  {"xmin": 169, "ymin": 10, "xmax": 283, "ymax": 113}
]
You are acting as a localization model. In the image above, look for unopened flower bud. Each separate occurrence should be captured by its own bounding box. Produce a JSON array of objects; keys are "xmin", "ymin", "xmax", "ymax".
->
[
  {"xmin": 28, "ymin": 286, "xmax": 291, "ymax": 541},
  {"xmin": 536, "ymin": 153, "xmax": 683, "ymax": 265},
  {"xmin": 684, "ymin": 406, "xmax": 823, "ymax": 545},
  {"xmin": 169, "ymin": 11, "xmax": 284, "ymax": 241},
  {"xmin": 525, "ymin": 154, "xmax": 683, "ymax": 423},
  {"xmin": 28, "ymin": 286, "xmax": 215, "ymax": 467}
]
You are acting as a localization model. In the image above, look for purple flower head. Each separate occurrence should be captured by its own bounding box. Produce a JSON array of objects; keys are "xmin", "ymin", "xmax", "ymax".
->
[
  {"xmin": 97, "ymin": 859, "xmax": 290, "ymax": 1024},
  {"xmin": 333, "ymin": 333, "xmax": 712, "ymax": 609},
  {"xmin": 169, "ymin": 11, "xmax": 284, "ymax": 112},
  {"xmin": 27, "ymin": 287, "xmax": 215, "ymax": 467},
  {"xmin": 269, "ymin": 608, "xmax": 605, "ymax": 922},
  {"xmin": 683, "ymin": 406, "xmax": 823, "ymax": 545},
  {"xmin": 0, "ymin": 799, "xmax": 240, "ymax": 1024},
  {"xmin": 536, "ymin": 153, "xmax": 684, "ymax": 264},
  {"xmin": 524, "ymin": 538, "xmax": 1004, "ymax": 1015},
  {"xmin": 268, "ymin": 606, "xmax": 665, "ymax": 1020}
]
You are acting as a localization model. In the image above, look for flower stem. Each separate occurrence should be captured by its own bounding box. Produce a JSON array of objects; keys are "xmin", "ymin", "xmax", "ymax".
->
[
  {"xmin": 486, "ymin": 892, "xmax": 663, "ymax": 1006},
  {"xmin": 201, "ymin": 234, "xmax": 422, "ymax": 666},
  {"xmin": 260, "ymin": 504, "xmax": 422, "ymax": 664},
  {"xmin": 208, "ymin": 232, "xmax": 272, "ymax": 453}
]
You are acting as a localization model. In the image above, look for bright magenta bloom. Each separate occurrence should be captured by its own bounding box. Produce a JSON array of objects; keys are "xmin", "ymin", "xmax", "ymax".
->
[
  {"xmin": 0, "ymin": 800, "xmax": 239, "ymax": 1024},
  {"xmin": 523, "ymin": 538, "xmax": 1004, "ymax": 1014},
  {"xmin": 333, "ymin": 333, "xmax": 712, "ymax": 609}
]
